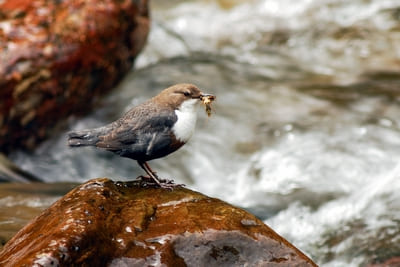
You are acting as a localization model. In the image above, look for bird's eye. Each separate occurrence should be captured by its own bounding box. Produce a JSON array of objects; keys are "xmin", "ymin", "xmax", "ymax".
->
[{"xmin": 183, "ymin": 91, "xmax": 190, "ymax": 96}]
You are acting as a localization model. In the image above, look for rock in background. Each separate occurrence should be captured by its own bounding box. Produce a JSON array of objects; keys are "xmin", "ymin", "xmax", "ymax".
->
[
  {"xmin": 0, "ymin": 0, "xmax": 149, "ymax": 153},
  {"xmin": 0, "ymin": 178, "xmax": 317, "ymax": 266}
]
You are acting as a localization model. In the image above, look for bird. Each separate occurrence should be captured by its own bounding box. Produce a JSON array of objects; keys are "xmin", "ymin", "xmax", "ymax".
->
[{"xmin": 67, "ymin": 83, "xmax": 214, "ymax": 189}]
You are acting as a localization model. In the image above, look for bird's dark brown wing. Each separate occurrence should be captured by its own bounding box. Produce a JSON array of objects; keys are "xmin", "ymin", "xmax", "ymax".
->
[{"xmin": 95, "ymin": 104, "xmax": 177, "ymax": 160}]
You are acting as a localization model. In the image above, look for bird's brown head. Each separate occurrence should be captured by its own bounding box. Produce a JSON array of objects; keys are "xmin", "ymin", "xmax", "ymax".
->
[{"xmin": 154, "ymin": 83, "xmax": 212, "ymax": 110}]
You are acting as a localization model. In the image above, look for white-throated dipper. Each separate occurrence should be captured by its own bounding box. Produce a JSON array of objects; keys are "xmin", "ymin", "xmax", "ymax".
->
[{"xmin": 67, "ymin": 83, "xmax": 215, "ymax": 189}]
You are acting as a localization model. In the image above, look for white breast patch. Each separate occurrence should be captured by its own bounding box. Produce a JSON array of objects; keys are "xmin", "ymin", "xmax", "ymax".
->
[{"xmin": 172, "ymin": 99, "xmax": 199, "ymax": 142}]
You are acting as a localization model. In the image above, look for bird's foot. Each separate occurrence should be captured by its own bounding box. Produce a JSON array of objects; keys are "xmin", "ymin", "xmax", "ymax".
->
[
  {"xmin": 135, "ymin": 175, "xmax": 156, "ymax": 187},
  {"xmin": 135, "ymin": 175, "xmax": 185, "ymax": 190},
  {"xmin": 157, "ymin": 178, "xmax": 186, "ymax": 190}
]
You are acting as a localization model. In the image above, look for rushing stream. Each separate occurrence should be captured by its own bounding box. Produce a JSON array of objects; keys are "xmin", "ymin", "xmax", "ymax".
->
[{"xmin": 5, "ymin": 0, "xmax": 400, "ymax": 266}]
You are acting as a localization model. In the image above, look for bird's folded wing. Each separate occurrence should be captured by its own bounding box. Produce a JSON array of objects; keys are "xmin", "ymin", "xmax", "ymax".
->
[{"xmin": 96, "ymin": 110, "xmax": 177, "ymax": 151}]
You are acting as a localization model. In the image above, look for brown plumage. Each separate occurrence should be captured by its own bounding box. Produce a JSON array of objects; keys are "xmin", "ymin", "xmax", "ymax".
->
[{"xmin": 68, "ymin": 83, "xmax": 214, "ymax": 188}]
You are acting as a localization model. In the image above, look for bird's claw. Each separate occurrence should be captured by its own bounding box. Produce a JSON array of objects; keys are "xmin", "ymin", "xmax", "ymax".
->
[{"xmin": 135, "ymin": 175, "xmax": 185, "ymax": 190}]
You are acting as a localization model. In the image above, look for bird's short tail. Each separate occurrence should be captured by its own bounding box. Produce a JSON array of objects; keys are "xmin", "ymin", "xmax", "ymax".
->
[{"xmin": 67, "ymin": 129, "xmax": 100, "ymax": 147}]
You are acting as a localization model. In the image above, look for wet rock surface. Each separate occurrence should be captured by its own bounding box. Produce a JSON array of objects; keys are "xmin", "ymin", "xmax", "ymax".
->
[
  {"xmin": 0, "ymin": 182, "xmax": 77, "ymax": 248},
  {"xmin": 0, "ymin": 178, "xmax": 317, "ymax": 266},
  {"xmin": 0, "ymin": 0, "xmax": 149, "ymax": 153}
]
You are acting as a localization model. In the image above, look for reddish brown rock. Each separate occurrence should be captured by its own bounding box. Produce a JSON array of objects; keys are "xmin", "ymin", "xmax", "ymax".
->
[
  {"xmin": 0, "ymin": 178, "xmax": 317, "ymax": 266},
  {"xmin": 0, "ymin": 0, "xmax": 149, "ymax": 153}
]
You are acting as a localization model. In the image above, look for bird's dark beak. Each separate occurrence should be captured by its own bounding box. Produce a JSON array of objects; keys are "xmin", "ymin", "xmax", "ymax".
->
[{"xmin": 199, "ymin": 93, "xmax": 216, "ymax": 100}]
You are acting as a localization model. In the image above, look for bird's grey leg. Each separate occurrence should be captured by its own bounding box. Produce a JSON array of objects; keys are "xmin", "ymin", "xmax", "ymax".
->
[
  {"xmin": 137, "ymin": 161, "xmax": 183, "ymax": 189},
  {"xmin": 143, "ymin": 162, "xmax": 159, "ymax": 178},
  {"xmin": 137, "ymin": 161, "xmax": 163, "ymax": 187}
]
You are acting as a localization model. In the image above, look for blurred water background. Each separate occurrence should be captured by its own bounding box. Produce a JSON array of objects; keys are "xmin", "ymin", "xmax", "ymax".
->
[{"xmin": 4, "ymin": 0, "xmax": 400, "ymax": 265}]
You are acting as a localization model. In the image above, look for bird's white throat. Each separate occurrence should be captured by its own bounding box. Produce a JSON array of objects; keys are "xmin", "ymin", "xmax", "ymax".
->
[{"xmin": 172, "ymin": 98, "xmax": 199, "ymax": 142}]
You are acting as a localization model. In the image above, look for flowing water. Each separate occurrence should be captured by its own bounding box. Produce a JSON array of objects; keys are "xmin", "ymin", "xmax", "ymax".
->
[{"xmin": 6, "ymin": 0, "xmax": 400, "ymax": 265}]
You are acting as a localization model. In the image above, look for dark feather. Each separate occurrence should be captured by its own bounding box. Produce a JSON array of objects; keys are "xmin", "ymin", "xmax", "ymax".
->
[
  {"xmin": 67, "ymin": 128, "xmax": 102, "ymax": 147},
  {"xmin": 93, "ymin": 108, "xmax": 178, "ymax": 161}
]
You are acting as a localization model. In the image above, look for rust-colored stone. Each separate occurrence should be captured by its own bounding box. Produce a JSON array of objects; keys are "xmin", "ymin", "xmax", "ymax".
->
[
  {"xmin": 0, "ymin": 0, "xmax": 149, "ymax": 153},
  {"xmin": 0, "ymin": 178, "xmax": 317, "ymax": 266}
]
